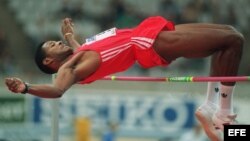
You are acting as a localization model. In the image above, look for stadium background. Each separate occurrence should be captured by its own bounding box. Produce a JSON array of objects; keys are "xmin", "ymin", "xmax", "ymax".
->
[{"xmin": 0, "ymin": 0, "xmax": 250, "ymax": 141}]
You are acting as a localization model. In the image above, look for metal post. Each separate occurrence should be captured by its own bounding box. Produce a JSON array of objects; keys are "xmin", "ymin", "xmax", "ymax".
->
[{"xmin": 51, "ymin": 74, "xmax": 59, "ymax": 141}]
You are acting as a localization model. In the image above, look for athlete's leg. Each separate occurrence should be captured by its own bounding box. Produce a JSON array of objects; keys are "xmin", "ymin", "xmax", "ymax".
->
[
  {"xmin": 153, "ymin": 27, "xmax": 244, "ymax": 63},
  {"xmin": 175, "ymin": 23, "xmax": 237, "ymax": 31},
  {"xmin": 153, "ymin": 27, "xmax": 244, "ymax": 141},
  {"xmin": 175, "ymin": 24, "xmax": 243, "ymax": 124},
  {"xmin": 174, "ymin": 24, "xmax": 234, "ymax": 114}
]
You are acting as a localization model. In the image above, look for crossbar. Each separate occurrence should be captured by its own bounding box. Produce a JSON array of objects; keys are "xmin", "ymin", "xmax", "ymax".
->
[{"xmin": 102, "ymin": 76, "xmax": 250, "ymax": 82}]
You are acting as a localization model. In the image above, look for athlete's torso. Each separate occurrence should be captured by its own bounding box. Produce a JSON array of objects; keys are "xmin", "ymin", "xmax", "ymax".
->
[{"xmin": 74, "ymin": 28, "xmax": 136, "ymax": 84}]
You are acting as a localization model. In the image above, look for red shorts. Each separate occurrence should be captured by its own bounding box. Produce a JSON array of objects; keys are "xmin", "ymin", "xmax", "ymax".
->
[{"xmin": 132, "ymin": 16, "xmax": 175, "ymax": 68}]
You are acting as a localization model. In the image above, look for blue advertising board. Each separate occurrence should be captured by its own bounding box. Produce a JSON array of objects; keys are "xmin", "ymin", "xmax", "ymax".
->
[{"xmin": 32, "ymin": 91, "xmax": 197, "ymax": 137}]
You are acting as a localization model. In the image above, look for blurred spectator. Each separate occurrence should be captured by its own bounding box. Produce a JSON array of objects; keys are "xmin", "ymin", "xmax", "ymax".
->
[
  {"xmin": 180, "ymin": 0, "xmax": 202, "ymax": 23},
  {"xmin": 158, "ymin": 137, "xmax": 175, "ymax": 141},
  {"xmin": 219, "ymin": 3, "xmax": 238, "ymax": 27},
  {"xmin": 57, "ymin": 0, "xmax": 84, "ymax": 20},
  {"xmin": 0, "ymin": 49, "xmax": 18, "ymax": 75},
  {"xmin": 158, "ymin": 0, "xmax": 181, "ymax": 24},
  {"xmin": 0, "ymin": 50, "xmax": 18, "ymax": 75},
  {"xmin": 101, "ymin": 121, "xmax": 119, "ymax": 141},
  {"xmin": 197, "ymin": 0, "xmax": 213, "ymax": 23},
  {"xmin": 0, "ymin": 30, "xmax": 7, "ymax": 56},
  {"xmin": 226, "ymin": 4, "xmax": 237, "ymax": 26},
  {"xmin": 176, "ymin": 58, "xmax": 207, "ymax": 74},
  {"xmin": 0, "ymin": 30, "xmax": 19, "ymax": 75},
  {"xmin": 181, "ymin": 0, "xmax": 208, "ymax": 23},
  {"xmin": 109, "ymin": 0, "xmax": 145, "ymax": 29}
]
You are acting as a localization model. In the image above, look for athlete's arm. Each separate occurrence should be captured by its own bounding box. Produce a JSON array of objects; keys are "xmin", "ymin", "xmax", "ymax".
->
[
  {"xmin": 4, "ymin": 67, "xmax": 76, "ymax": 98},
  {"xmin": 61, "ymin": 18, "xmax": 81, "ymax": 49},
  {"xmin": 5, "ymin": 52, "xmax": 99, "ymax": 98},
  {"xmin": 5, "ymin": 56, "xmax": 79, "ymax": 98},
  {"xmin": 5, "ymin": 77, "xmax": 68, "ymax": 98}
]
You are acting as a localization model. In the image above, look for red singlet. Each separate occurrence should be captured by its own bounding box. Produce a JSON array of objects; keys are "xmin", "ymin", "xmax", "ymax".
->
[{"xmin": 74, "ymin": 16, "xmax": 175, "ymax": 84}]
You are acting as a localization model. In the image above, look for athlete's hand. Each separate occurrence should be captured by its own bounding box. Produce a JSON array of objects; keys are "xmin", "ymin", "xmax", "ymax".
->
[
  {"xmin": 5, "ymin": 77, "xmax": 26, "ymax": 93},
  {"xmin": 61, "ymin": 18, "xmax": 74, "ymax": 39}
]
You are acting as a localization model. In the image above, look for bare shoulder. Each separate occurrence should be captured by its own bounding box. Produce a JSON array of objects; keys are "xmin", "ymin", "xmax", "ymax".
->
[
  {"xmin": 78, "ymin": 51, "xmax": 101, "ymax": 67},
  {"xmin": 56, "ymin": 50, "xmax": 100, "ymax": 81},
  {"xmin": 61, "ymin": 50, "xmax": 100, "ymax": 72},
  {"xmin": 82, "ymin": 50, "xmax": 100, "ymax": 60}
]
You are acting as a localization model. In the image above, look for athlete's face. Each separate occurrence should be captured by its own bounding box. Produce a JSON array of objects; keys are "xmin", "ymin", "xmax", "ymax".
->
[{"xmin": 42, "ymin": 40, "xmax": 73, "ymax": 60}]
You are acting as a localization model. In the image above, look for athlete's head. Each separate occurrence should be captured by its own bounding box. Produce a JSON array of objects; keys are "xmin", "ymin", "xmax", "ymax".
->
[{"xmin": 35, "ymin": 41, "xmax": 73, "ymax": 74}]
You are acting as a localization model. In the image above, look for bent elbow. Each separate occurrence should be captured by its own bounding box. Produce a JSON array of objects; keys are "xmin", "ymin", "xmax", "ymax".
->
[
  {"xmin": 56, "ymin": 94, "xmax": 63, "ymax": 98},
  {"xmin": 55, "ymin": 89, "xmax": 65, "ymax": 98}
]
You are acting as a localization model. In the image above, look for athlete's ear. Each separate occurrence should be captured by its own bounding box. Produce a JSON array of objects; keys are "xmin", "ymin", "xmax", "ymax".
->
[{"xmin": 43, "ymin": 57, "xmax": 54, "ymax": 65}]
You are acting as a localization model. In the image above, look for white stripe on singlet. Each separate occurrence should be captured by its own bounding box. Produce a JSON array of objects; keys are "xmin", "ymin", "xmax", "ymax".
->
[
  {"xmin": 130, "ymin": 41, "xmax": 148, "ymax": 49},
  {"xmin": 100, "ymin": 43, "xmax": 131, "ymax": 55},
  {"xmin": 131, "ymin": 37, "xmax": 154, "ymax": 49},
  {"xmin": 100, "ymin": 37, "xmax": 154, "ymax": 62},
  {"xmin": 102, "ymin": 45, "xmax": 131, "ymax": 62},
  {"xmin": 100, "ymin": 43, "xmax": 131, "ymax": 62},
  {"xmin": 131, "ymin": 37, "xmax": 154, "ymax": 44}
]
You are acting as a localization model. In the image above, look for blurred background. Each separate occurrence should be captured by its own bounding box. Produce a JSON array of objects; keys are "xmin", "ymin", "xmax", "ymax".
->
[{"xmin": 0, "ymin": 0, "xmax": 249, "ymax": 141}]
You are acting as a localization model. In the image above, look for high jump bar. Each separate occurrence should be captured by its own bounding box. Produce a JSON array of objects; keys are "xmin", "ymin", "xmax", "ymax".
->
[{"xmin": 102, "ymin": 76, "xmax": 250, "ymax": 82}]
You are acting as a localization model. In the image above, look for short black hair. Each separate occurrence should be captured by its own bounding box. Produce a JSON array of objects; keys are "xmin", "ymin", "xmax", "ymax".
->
[{"xmin": 34, "ymin": 42, "xmax": 56, "ymax": 74}]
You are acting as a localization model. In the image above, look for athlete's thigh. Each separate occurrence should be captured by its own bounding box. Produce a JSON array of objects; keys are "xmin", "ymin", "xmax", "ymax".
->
[
  {"xmin": 175, "ymin": 23, "xmax": 236, "ymax": 31},
  {"xmin": 153, "ymin": 28, "xmax": 229, "ymax": 61}
]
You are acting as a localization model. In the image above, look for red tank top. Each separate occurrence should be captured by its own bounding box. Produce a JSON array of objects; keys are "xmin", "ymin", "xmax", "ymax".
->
[{"xmin": 75, "ymin": 28, "xmax": 135, "ymax": 84}]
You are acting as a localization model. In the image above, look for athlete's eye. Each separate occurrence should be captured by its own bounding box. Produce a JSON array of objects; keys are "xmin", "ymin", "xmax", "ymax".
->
[{"xmin": 51, "ymin": 42, "xmax": 55, "ymax": 47}]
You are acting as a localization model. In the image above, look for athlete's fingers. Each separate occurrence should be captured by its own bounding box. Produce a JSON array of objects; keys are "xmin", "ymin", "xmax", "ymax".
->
[
  {"xmin": 5, "ymin": 77, "xmax": 13, "ymax": 82},
  {"xmin": 12, "ymin": 77, "xmax": 22, "ymax": 84},
  {"xmin": 9, "ymin": 78, "xmax": 20, "ymax": 86},
  {"xmin": 62, "ymin": 19, "xmax": 69, "ymax": 28},
  {"xmin": 5, "ymin": 78, "xmax": 15, "ymax": 92},
  {"xmin": 9, "ymin": 83, "xmax": 17, "ymax": 89},
  {"xmin": 62, "ymin": 18, "xmax": 68, "ymax": 27},
  {"xmin": 68, "ymin": 18, "xmax": 73, "ymax": 26},
  {"xmin": 61, "ymin": 18, "xmax": 74, "ymax": 37},
  {"xmin": 5, "ymin": 78, "xmax": 24, "ymax": 93},
  {"xmin": 5, "ymin": 78, "xmax": 11, "ymax": 84},
  {"xmin": 64, "ymin": 18, "xmax": 73, "ymax": 27},
  {"xmin": 5, "ymin": 78, "xmax": 15, "ymax": 86},
  {"xmin": 6, "ymin": 82, "xmax": 17, "ymax": 93},
  {"xmin": 9, "ymin": 87, "xmax": 16, "ymax": 93},
  {"xmin": 13, "ymin": 80, "xmax": 21, "ymax": 90},
  {"xmin": 8, "ymin": 87, "xmax": 14, "ymax": 92},
  {"xmin": 63, "ymin": 18, "xmax": 70, "ymax": 25},
  {"xmin": 9, "ymin": 82, "xmax": 18, "ymax": 90},
  {"xmin": 10, "ymin": 87, "xmax": 18, "ymax": 93},
  {"xmin": 5, "ymin": 77, "xmax": 21, "ymax": 87}
]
